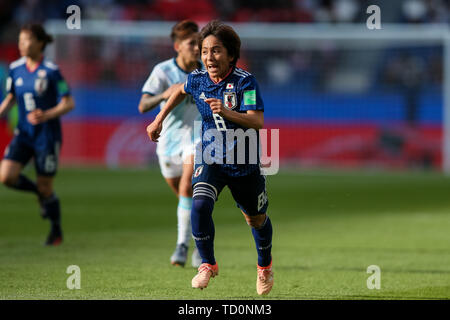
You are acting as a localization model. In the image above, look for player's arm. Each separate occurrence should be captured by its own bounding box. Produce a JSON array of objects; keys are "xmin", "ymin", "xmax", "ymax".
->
[
  {"xmin": 27, "ymin": 95, "xmax": 75, "ymax": 125},
  {"xmin": 146, "ymin": 83, "xmax": 186, "ymax": 142},
  {"xmin": 0, "ymin": 93, "xmax": 16, "ymax": 118},
  {"xmin": 205, "ymin": 98, "xmax": 264, "ymax": 130},
  {"xmin": 138, "ymin": 84, "xmax": 180, "ymax": 114}
]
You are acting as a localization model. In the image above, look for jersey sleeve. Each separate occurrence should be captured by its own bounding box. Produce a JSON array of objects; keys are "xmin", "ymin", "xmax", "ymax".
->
[
  {"xmin": 51, "ymin": 69, "xmax": 71, "ymax": 99},
  {"xmin": 142, "ymin": 66, "xmax": 167, "ymax": 96},
  {"xmin": 5, "ymin": 69, "xmax": 15, "ymax": 96},
  {"xmin": 239, "ymin": 75, "xmax": 264, "ymax": 112},
  {"xmin": 183, "ymin": 71, "xmax": 195, "ymax": 95}
]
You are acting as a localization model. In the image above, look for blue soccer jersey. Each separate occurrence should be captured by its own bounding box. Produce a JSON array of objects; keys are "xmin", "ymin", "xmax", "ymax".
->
[
  {"xmin": 184, "ymin": 66, "xmax": 264, "ymax": 177},
  {"xmin": 6, "ymin": 57, "xmax": 70, "ymax": 146}
]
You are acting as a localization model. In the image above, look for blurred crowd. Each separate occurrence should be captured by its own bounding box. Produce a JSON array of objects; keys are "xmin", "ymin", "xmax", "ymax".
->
[
  {"xmin": 0, "ymin": 0, "xmax": 446, "ymax": 92},
  {"xmin": 2, "ymin": 0, "xmax": 450, "ymax": 29}
]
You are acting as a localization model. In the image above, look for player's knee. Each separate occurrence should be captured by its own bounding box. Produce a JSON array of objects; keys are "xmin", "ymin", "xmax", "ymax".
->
[
  {"xmin": 244, "ymin": 213, "xmax": 267, "ymax": 229},
  {"xmin": 192, "ymin": 183, "xmax": 216, "ymax": 215},
  {"xmin": 192, "ymin": 196, "xmax": 214, "ymax": 216},
  {"xmin": 0, "ymin": 171, "xmax": 18, "ymax": 187},
  {"xmin": 178, "ymin": 182, "xmax": 192, "ymax": 198},
  {"xmin": 37, "ymin": 182, "xmax": 53, "ymax": 198}
]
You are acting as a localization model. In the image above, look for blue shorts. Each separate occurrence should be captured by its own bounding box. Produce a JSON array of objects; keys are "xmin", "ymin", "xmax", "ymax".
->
[
  {"xmin": 3, "ymin": 135, "xmax": 60, "ymax": 177},
  {"xmin": 192, "ymin": 163, "xmax": 269, "ymax": 216}
]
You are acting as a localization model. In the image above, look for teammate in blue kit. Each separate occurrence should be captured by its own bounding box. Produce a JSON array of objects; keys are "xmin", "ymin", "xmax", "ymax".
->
[
  {"xmin": 0, "ymin": 24, "xmax": 75, "ymax": 246},
  {"xmin": 147, "ymin": 20, "xmax": 273, "ymax": 295}
]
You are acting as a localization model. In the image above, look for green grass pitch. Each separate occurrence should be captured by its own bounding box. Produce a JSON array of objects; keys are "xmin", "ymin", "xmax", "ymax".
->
[{"xmin": 0, "ymin": 167, "xmax": 449, "ymax": 299}]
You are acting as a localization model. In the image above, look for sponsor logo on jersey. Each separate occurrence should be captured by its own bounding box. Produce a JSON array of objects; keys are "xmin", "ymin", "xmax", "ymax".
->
[
  {"xmin": 194, "ymin": 165, "xmax": 204, "ymax": 177},
  {"xmin": 223, "ymin": 91, "xmax": 237, "ymax": 110},
  {"xmin": 226, "ymin": 83, "xmax": 234, "ymax": 89},
  {"xmin": 34, "ymin": 77, "xmax": 48, "ymax": 96},
  {"xmin": 199, "ymin": 92, "xmax": 206, "ymax": 100},
  {"xmin": 15, "ymin": 77, "xmax": 23, "ymax": 87}
]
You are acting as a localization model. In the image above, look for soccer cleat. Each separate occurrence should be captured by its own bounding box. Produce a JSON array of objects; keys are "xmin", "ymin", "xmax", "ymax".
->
[
  {"xmin": 191, "ymin": 247, "xmax": 202, "ymax": 268},
  {"xmin": 192, "ymin": 263, "xmax": 218, "ymax": 289},
  {"xmin": 257, "ymin": 262, "xmax": 274, "ymax": 295},
  {"xmin": 171, "ymin": 244, "xmax": 188, "ymax": 267},
  {"xmin": 45, "ymin": 228, "xmax": 63, "ymax": 246}
]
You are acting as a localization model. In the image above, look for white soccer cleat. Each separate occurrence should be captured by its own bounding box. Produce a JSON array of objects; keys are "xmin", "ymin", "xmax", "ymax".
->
[{"xmin": 192, "ymin": 263, "xmax": 218, "ymax": 289}]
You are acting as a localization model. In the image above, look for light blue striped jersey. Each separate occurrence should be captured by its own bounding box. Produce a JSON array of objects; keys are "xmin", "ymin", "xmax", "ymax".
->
[{"xmin": 142, "ymin": 58, "xmax": 201, "ymax": 157}]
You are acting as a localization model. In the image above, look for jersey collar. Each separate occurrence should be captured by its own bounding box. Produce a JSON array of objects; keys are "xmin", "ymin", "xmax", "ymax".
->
[
  {"xmin": 209, "ymin": 66, "xmax": 234, "ymax": 85},
  {"xmin": 25, "ymin": 56, "xmax": 44, "ymax": 73}
]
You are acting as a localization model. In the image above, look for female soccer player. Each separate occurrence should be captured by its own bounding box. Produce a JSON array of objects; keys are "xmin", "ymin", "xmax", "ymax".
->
[
  {"xmin": 0, "ymin": 24, "xmax": 74, "ymax": 245},
  {"xmin": 146, "ymin": 20, "xmax": 274, "ymax": 295},
  {"xmin": 138, "ymin": 20, "xmax": 202, "ymax": 268}
]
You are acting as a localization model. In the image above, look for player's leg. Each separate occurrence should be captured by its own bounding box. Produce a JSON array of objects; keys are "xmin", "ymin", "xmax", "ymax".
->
[
  {"xmin": 34, "ymin": 144, "xmax": 63, "ymax": 246},
  {"xmin": 36, "ymin": 175, "xmax": 62, "ymax": 244},
  {"xmin": 176, "ymin": 155, "xmax": 193, "ymax": 248},
  {"xmin": 159, "ymin": 153, "xmax": 195, "ymax": 266},
  {"xmin": 1, "ymin": 138, "xmax": 37, "ymax": 194},
  {"xmin": 229, "ymin": 170, "xmax": 273, "ymax": 295},
  {"xmin": 164, "ymin": 176, "xmax": 180, "ymax": 196},
  {"xmin": 190, "ymin": 164, "xmax": 224, "ymax": 289},
  {"xmin": 178, "ymin": 154, "xmax": 201, "ymax": 267}
]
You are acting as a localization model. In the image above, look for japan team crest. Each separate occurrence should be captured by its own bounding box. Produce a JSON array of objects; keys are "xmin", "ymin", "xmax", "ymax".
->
[
  {"xmin": 34, "ymin": 77, "xmax": 48, "ymax": 96},
  {"xmin": 223, "ymin": 91, "xmax": 237, "ymax": 110}
]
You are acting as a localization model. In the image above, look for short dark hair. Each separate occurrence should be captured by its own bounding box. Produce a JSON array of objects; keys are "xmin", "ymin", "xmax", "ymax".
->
[
  {"xmin": 20, "ymin": 23, "xmax": 53, "ymax": 51},
  {"xmin": 199, "ymin": 20, "xmax": 241, "ymax": 65},
  {"xmin": 170, "ymin": 20, "xmax": 199, "ymax": 43}
]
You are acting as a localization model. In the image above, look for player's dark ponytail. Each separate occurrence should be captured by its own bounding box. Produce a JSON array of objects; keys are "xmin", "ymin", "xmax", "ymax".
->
[{"xmin": 20, "ymin": 23, "xmax": 54, "ymax": 51}]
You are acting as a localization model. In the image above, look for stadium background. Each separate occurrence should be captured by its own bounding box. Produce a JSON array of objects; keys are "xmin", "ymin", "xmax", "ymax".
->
[
  {"xmin": 1, "ymin": 0, "xmax": 450, "ymax": 300},
  {"xmin": 0, "ymin": 0, "xmax": 445, "ymax": 170}
]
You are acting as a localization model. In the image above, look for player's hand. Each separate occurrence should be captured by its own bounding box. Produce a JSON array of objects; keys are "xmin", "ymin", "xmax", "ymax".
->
[
  {"xmin": 205, "ymin": 98, "xmax": 228, "ymax": 117},
  {"xmin": 146, "ymin": 119, "xmax": 163, "ymax": 142},
  {"xmin": 27, "ymin": 109, "xmax": 48, "ymax": 125},
  {"xmin": 162, "ymin": 84, "xmax": 182, "ymax": 100}
]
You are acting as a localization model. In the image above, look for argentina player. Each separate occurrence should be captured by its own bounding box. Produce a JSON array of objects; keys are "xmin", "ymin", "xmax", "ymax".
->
[
  {"xmin": 147, "ymin": 21, "xmax": 273, "ymax": 295},
  {"xmin": 139, "ymin": 20, "xmax": 202, "ymax": 268},
  {"xmin": 0, "ymin": 24, "xmax": 74, "ymax": 246}
]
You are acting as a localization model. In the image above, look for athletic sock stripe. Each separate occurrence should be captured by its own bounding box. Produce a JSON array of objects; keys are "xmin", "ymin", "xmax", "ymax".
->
[
  {"xmin": 192, "ymin": 192, "xmax": 216, "ymax": 201},
  {"xmin": 193, "ymin": 187, "xmax": 216, "ymax": 198},
  {"xmin": 193, "ymin": 182, "xmax": 218, "ymax": 198},
  {"xmin": 193, "ymin": 188, "xmax": 216, "ymax": 199}
]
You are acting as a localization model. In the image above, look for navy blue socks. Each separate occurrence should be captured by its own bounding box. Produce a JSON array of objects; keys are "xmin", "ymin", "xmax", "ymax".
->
[
  {"xmin": 42, "ymin": 194, "xmax": 61, "ymax": 230},
  {"xmin": 13, "ymin": 174, "xmax": 38, "ymax": 194},
  {"xmin": 251, "ymin": 215, "xmax": 273, "ymax": 267},
  {"xmin": 191, "ymin": 196, "xmax": 216, "ymax": 265}
]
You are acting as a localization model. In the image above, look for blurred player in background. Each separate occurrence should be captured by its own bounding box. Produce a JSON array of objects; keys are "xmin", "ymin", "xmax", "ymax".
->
[
  {"xmin": 138, "ymin": 20, "xmax": 202, "ymax": 268},
  {"xmin": 0, "ymin": 23, "xmax": 74, "ymax": 246},
  {"xmin": 147, "ymin": 20, "xmax": 273, "ymax": 295}
]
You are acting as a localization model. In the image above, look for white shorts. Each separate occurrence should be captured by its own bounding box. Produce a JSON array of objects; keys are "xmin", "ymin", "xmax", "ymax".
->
[{"xmin": 157, "ymin": 143, "xmax": 195, "ymax": 179}]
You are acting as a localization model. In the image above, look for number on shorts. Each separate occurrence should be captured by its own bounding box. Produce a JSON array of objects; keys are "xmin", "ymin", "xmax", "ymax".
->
[{"xmin": 23, "ymin": 92, "xmax": 36, "ymax": 111}]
